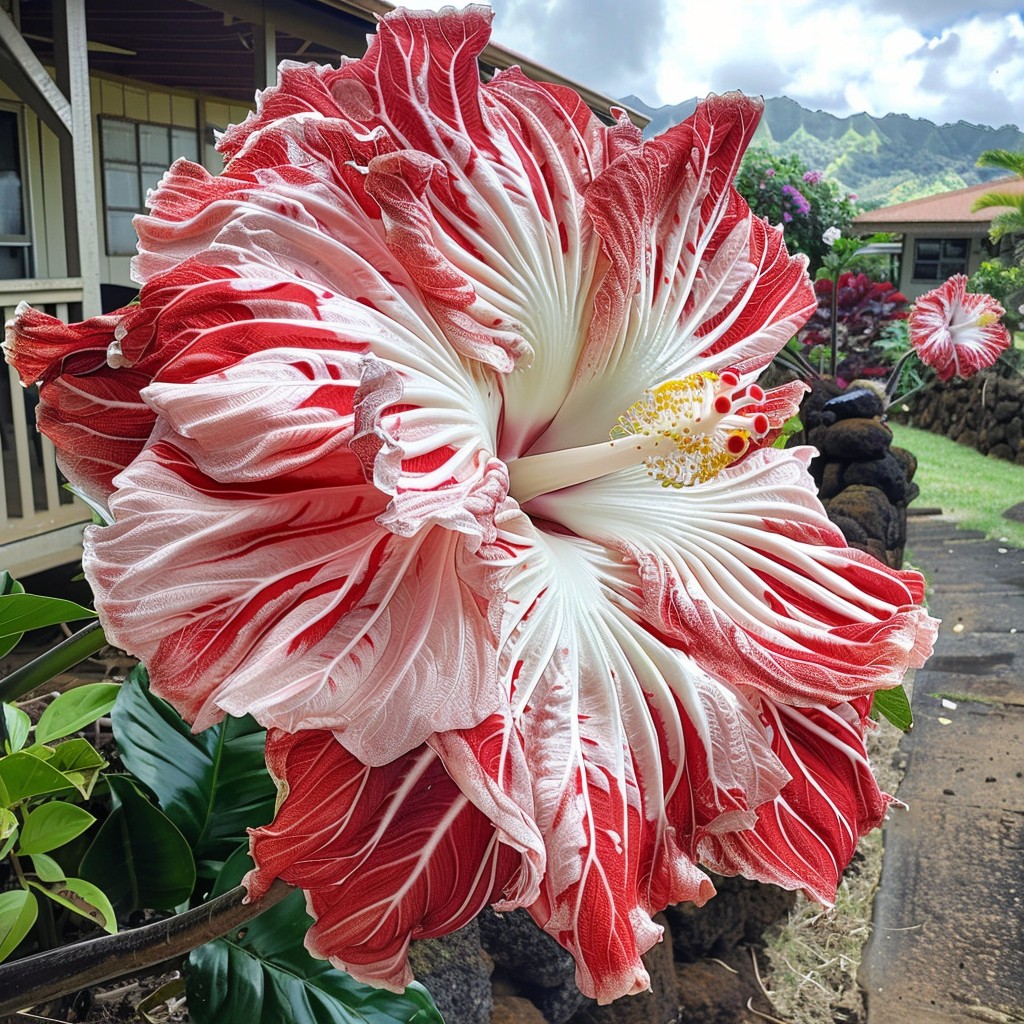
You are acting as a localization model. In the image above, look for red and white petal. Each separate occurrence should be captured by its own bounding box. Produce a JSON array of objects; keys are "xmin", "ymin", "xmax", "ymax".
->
[
  {"xmin": 84, "ymin": 438, "xmax": 504, "ymax": 764},
  {"xmin": 4, "ymin": 303, "xmax": 154, "ymax": 503},
  {"xmin": 532, "ymin": 446, "xmax": 937, "ymax": 707},
  {"xmin": 246, "ymin": 729, "xmax": 533, "ymax": 989},
  {"xmin": 533, "ymin": 95, "xmax": 815, "ymax": 454},
  {"xmin": 696, "ymin": 695, "xmax": 888, "ymax": 903},
  {"xmin": 909, "ymin": 274, "xmax": 1011, "ymax": 382},
  {"xmin": 480, "ymin": 517, "xmax": 792, "ymax": 1003}
]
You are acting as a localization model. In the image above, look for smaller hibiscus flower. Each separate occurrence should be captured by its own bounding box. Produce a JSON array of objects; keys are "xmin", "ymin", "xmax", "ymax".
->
[{"xmin": 909, "ymin": 275, "xmax": 1011, "ymax": 382}]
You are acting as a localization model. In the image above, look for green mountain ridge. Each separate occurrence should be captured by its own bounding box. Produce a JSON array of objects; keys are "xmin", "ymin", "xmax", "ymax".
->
[{"xmin": 622, "ymin": 94, "xmax": 1024, "ymax": 208}]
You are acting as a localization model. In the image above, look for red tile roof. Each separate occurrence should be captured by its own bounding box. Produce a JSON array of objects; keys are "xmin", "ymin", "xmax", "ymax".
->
[{"xmin": 854, "ymin": 177, "xmax": 1024, "ymax": 235}]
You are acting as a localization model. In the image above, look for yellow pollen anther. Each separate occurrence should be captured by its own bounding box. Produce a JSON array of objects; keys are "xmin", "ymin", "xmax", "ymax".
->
[{"xmin": 507, "ymin": 370, "xmax": 771, "ymax": 505}]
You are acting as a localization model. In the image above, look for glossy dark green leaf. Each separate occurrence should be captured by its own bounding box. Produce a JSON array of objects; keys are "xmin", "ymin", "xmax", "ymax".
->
[
  {"xmin": 112, "ymin": 670, "xmax": 276, "ymax": 884},
  {"xmin": 79, "ymin": 774, "xmax": 195, "ymax": 915},
  {"xmin": 871, "ymin": 684, "xmax": 913, "ymax": 732},
  {"xmin": 185, "ymin": 848, "xmax": 444, "ymax": 1024},
  {"xmin": 35, "ymin": 683, "xmax": 120, "ymax": 744}
]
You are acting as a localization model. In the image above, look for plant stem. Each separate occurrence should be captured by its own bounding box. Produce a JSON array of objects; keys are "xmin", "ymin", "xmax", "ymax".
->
[
  {"xmin": 0, "ymin": 879, "xmax": 292, "ymax": 1015},
  {"xmin": 829, "ymin": 277, "xmax": 839, "ymax": 378},
  {"xmin": 0, "ymin": 621, "xmax": 107, "ymax": 704}
]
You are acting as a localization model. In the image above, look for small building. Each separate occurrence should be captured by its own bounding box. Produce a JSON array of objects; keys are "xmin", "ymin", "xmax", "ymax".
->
[
  {"xmin": 853, "ymin": 177, "xmax": 1024, "ymax": 302},
  {"xmin": 0, "ymin": 0, "xmax": 646, "ymax": 578}
]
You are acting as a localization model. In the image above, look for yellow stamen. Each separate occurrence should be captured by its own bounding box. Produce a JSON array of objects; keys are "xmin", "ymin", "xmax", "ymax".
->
[{"xmin": 507, "ymin": 371, "xmax": 771, "ymax": 505}]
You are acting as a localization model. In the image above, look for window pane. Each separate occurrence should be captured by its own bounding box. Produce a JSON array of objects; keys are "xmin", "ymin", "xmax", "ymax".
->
[
  {"xmin": 106, "ymin": 210, "xmax": 138, "ymax": 256},
  {"xmin": 140, "ymin": 163, "xmax": 167, "ymax": 198},
  {"xmin": 0, "ymin": 170, "xmax": 24, "ymax": 235},
  {"xmin": 915, "ymin": 240, "xmax": 941, "ymax": 259},
  {"xmin": 104, "ymin": 165, "xmax": 141, "ymax": 207},
  {"xmin": 139, "ymin": 123, "xmax": 170, "ymax": 165},
  {"xmin": 102, "ymin": 119, "xmax": 137, "ymax": 162},
  {"xmin": 943, "ymin": 239, "xmax": 969, "ymax": 259},
  {"xmin": 171, "ymin": 128, "xmax": 199, "ymax": 163},
  {"xmin": 0, "ymin": 245, "xmax": 28, "ymax": 279}
]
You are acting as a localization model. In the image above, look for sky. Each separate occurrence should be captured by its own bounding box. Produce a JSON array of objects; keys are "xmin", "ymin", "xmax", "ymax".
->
[{"xmin": 392, "ymin": 0, "xmax": 1024, "ymax": 130}]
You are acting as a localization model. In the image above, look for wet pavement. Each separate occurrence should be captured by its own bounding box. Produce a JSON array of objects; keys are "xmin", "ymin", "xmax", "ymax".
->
[{"xmin": 862, "ymin": 516, "xmax": 1024, "ymax": 1023}]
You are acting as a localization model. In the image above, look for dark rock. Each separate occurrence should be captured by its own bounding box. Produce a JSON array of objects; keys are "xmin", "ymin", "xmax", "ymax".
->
[
  {"xmin": 493, "ymin": 996, "xmax": 549, "ymax": 1024},
  {"xmin": 841, "ymin": 451, "xmax": 909, "ymax": 504},
  {"xmin": 820, "ymin": 417, "xmax": 893, "ymax": 461},
  {"xmin": 566, "ymin": 916, "xmax": 677, "ymax": 1024},
  {"xmin": 534, "ymin": 980, "xmax": 590, "ymax": 1024},
  {"xmin": 889, "ymin": 445, "xmax": 917, "ymax": 484},
  {"xmin": 408, "ymin": 921, "xmax": 492, "ymax": 1024},
  {"xmin": 480, "ymin": 909, "xmax": 577, "ymax": 990},
  {"xmin": 797, "ymin": 378, "xmax": 843, "ymax": 431},
  {"xmin": 990, "ymin": 443, "xmax": 1015, "ymax": 461},
  {"xmin": 825, "ymin": 485, "xmax": 895, "ymax": 550},
  {"xmin": 827, "ymin": 511, "xmax": 870, "ymax": 547},
  {"xmin": 818, "ymin": 460, "xmax": 847, "ymax": 500},
  {"xmin": 675, "ymin": 951, "xmax": 772, "ymax": 1024},
  {"xmin": 822, "ymin": 386, "xmax": 884, "ymax": 421},
  {"xmin": 663, "ymin": 877, "xmax": 794, "ymax": 963}
]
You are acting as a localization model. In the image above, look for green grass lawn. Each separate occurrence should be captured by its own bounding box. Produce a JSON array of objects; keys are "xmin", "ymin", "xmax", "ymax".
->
[{"xmin": 890, "ymin": 423, "xmax": 1024, "ymax": 549}]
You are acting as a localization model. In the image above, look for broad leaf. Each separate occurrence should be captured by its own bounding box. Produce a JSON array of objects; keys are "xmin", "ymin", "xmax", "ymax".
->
[
  {"xmin": 112, "ymin": 670, "xmax": 276, "ymax": 884},
  {"xmin": 185, "ymin": 848, "xmax": 444, "ymax": 1024},
  {"xmin": 0, "ymin": 750, "xmax": 74, "ymax": 803},
  {"xmin": 30, "ymin": 877, "xmax": 117, "ymax": 934},
  {"xmin": 0, "ymin": 889, "xmax": 37, "ymax": 961},
  {"xmin": 17, "ymin": 801, "xmax": 95, "ymax": 854},
  {"xmin": 29, "ymin": 852, "xmax": 66, "ymax": 882},
  {"xmin": 0, "ymin": 573, "xmax": 26, "ymax": 660},
  {"xmin": 871, "ymin": 685, "xmax": 913, "ymax": 732},
  {"xmin": 48, "ymin": 738, "xmax": 107, "ymax": 800},
  {"xmin": 0, "ymin": 593, "xmax": 96, "ymax": 660},
  {"xmin": 3, "ymin": 703, "xmax": 31, "ymax": 753},
  {"xmin": 0, "ymin": 807, "xmax": 19, "ymax": 859},
  {"xmin": 79, "ymin": 774, "xmax": 195, "ymax": 915},
  {"xmin": 35, "ymin": 683, "xmax": 120, "ymax": 744}
]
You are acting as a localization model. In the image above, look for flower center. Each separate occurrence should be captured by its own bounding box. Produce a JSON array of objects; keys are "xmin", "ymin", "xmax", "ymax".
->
[{"xmin": 508, "ymin": 370, "xmax": 771, "ymax": 504}]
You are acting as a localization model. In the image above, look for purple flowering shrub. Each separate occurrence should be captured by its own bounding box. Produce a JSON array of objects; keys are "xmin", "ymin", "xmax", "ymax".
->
[{"xmin": 734, "ymin": 148, "xmax": 858, "ymax": 273}]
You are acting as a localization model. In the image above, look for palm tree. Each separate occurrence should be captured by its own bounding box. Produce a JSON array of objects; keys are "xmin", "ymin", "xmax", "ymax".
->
[{"xmin": 971, "ymin": 149, "xmax": 1024, "ymax": 241}]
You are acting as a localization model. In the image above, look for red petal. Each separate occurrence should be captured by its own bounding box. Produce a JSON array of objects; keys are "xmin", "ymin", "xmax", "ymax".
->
[
  {"xmin": 247, "ymin": 728, "xmax": 527, "ymax": 989},
  {"xmin": 696, "ymin": 695, "xmax": 889, "ymax": 903}
]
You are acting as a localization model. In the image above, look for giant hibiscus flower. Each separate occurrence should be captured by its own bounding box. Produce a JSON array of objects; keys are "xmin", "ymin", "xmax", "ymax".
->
[{"xmin": 5, "ymin": 6, "xmax": 937, "ymax": 1004}]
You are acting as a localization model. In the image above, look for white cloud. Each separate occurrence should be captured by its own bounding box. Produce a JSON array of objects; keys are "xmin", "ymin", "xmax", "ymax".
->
[{"xmin": 381, "ymin": 0, "xmax": 1022, "ymax": 129}]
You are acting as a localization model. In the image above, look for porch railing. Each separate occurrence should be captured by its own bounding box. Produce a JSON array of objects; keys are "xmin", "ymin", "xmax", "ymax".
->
[{"xmin": 0, "ymin": 278, "xmax": 90, "ymax": 579}]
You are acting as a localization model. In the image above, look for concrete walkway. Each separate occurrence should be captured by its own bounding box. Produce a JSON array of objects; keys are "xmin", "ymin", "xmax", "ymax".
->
[{"xmin": 861, "ymin": 516, "xmax": 1024, "ymax": 1023}]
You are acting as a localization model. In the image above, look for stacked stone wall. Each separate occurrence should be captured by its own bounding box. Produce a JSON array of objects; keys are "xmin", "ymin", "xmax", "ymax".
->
[{"xmin": 903, "ymin": 368, "xmax": 1024, "ymax": 465}]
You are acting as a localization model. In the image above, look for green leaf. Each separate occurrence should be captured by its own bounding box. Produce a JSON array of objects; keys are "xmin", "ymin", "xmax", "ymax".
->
[
  {"xmin": 30, "ymin": 877, "xmax": 117, "ymax": 934},
  {"xmin": 871, "ymin": 685, "xmax": 913, "ymax": 732},
  {"xmin": 79, "ymin": 774, "xmax": 195, "ymax": 915},
  {"xmin": 186, "ymin": 850, "xmax": 444, "ymax": 1024},
  {"xmin": 29, "ymin": 852, "xmax": 66, "ymax": 882},
  {"xmin": 0, "ymin": 593, "xmax": 96, "ymax": 636},
  {"xmin": 35, "ymin": 683, "xmax": 120, "ymax": 744},
  {"xmin": 3, "ymin": 703, "xmax": 31, "ymax": 753},
  {"xmin": 0, "ymin": 889, "xmax": 38, "ymax": 961},
  {"xmin": 0, "ymin": 750, "xmax": 74, "ymax": 803},
  {"xmin": 18, "ymin": 801, "xmax": 96, "ymax": 854},
  {"xmin": 0, "ymin": 807, "xmax": 19, "ymax": 859},
  {"xmin": 47, "ymin": 738, "xmax": 107, "ymax": 799},
  {"xmin": 112, "ymin": 670, "xmax": 276, "ymax": 885},
  {"xmin": 0, "ymin": 574, "xmax": 26, "ymax": 660}
]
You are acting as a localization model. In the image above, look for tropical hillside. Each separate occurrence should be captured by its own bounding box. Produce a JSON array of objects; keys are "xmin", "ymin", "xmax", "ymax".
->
[{"xmin": 624, "ymin": 94, "xmax": 1024, "ymax": 209}]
